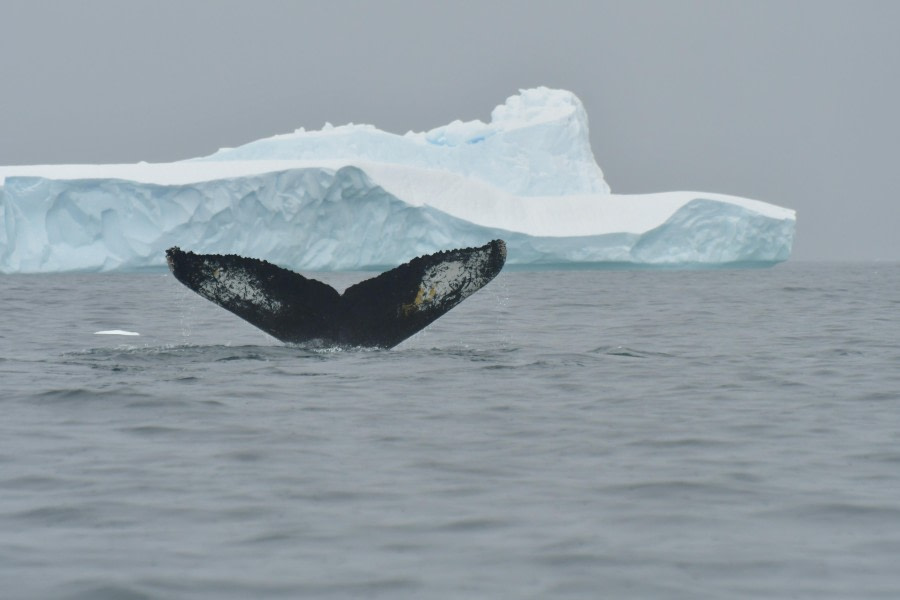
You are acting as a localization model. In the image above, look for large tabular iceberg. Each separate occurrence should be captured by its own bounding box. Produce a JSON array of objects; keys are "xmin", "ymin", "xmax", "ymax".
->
[{"xmin": 0, "ymin": 88, "xmax": 795, "ymax": 273}]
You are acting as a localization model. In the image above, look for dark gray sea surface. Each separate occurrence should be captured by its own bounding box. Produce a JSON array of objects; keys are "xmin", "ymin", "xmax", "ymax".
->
[{"xmin": 2, "ymin": 262, "xmax": 900, "ymax": 599}]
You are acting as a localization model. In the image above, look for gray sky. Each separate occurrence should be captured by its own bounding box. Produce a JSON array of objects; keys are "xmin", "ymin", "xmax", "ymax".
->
[{"xmin": 2, "ymin": 0, "xmax": 898, "ymax": 261}]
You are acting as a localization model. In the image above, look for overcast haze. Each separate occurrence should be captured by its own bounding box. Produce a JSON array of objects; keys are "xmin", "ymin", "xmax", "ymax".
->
[{"xmin": 2, "ymin": 0, "xmax": 897, "ymax": 261}]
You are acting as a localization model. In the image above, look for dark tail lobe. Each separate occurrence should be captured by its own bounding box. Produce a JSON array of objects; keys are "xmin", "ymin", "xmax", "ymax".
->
[{"xmin": 166, "ymin": 240, "xmax": 506, "ymax": 348}]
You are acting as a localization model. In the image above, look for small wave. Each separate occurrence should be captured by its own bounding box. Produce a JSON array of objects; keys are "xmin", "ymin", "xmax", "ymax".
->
[
  {"xmin": 858, "ymin": 390, "xmax": 900, "ymax": 402},
  {"xmin": 589, "ymin": 345, "xmax": 675, "ymax": 359},
  {"xmin": 61, "ymin": 583, "xmax": 154, "ymax": 600},
  {"xmin": 268, "ymin": 368, "xmax": 329, "ymax": 376},
  {"xmin": 849, "ymin": 451, "xmax": 900, "ymax": 464},
  {"xmin": 215, "ymin": 352, "xmax": 269, "ymax": 362},
  {"xmin": 219, "ymin": 449, "xmax": 268, "ymax": 462},
  {"xmin": 600, "ymin": 480, "xmax": 747, "ymax": 499},
  {"xmin": 119, "ymin": 425, "xmax": 187, "ymax": 437},
  {"xmin": 238, "ymin": 530, "xmax": 299, "ymax": 546},
  {"xmin": 425, "ymin": 346, "xmax": 519, "ymax": 360},
  {"xmin": 632, "ymin": 437, "xmax": 732, "ymax": 449},
  {"xmin": 481, "ymin": 363, "xmax": 521, "ymax": 370},
  {"xmin": 518, "ymin": 352, "xmax": 603, "ymax": 368},
  {"xmin": 761, "ymin": 502, "xmax": 900, "ymax": 521},
  {"xmin": 15, "ymin": 505, "xmax": 94, "ymax": 525},
  {"xmin": 536, "ymin": 552, "xmax": 609, "ymax": 567},
  {"xmin": 434, "ymin": 517, "xmax": 511, "ymax": 532},
  {"xmin": 124, "ymin": 398, "xmax": 193, "ymax": 409},
  {"xmin": 2, "ymin": 475, "xmax": 67, "ymax": 491},
  {"xmin": 286, "ymin": 489, "xmax": 365, "ymax": 503},
  {"xmin": 66, "ymin": 577, "xmax": 419, "ymax": 599},
  {"xmin": 826, "ymin": 347, "xmax": 865, "ymax": 357},
  {"xmin": 410, "ymin": 458, "xmax": 509, "ymax": 478},
  {"xmin": 391, "ymin": 345, "xmax": 523, "ymax": 367},
  {"xmin": 32, "ymin": 388, "xmax": 154, "ymax": 404}
]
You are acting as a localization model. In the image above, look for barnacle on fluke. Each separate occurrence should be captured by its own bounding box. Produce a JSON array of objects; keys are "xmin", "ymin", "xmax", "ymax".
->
[{"xmin": 166, "ymin": 240, "xmax": 506, "ymax": 349}]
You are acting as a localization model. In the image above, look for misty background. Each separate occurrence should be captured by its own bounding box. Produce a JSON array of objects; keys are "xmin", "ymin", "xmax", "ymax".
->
[{"xmin": 1, "ymin": 0, "xmax": 897, "ymax": 261}]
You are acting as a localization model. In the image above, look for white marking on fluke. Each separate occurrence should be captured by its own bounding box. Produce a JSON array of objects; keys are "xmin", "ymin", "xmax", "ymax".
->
[
  {"xmin": 197, "ymin": 260, "xmax": 284, "ymax": 314},
  {"xmin": 94, "ymin": 330, "xmax": 140, "ymax": 336}
]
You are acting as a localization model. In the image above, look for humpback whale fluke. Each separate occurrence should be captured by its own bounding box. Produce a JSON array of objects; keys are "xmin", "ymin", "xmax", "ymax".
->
[{"xmin": 166, "ymin": 240, "xmax": 506, "ymax": 349}]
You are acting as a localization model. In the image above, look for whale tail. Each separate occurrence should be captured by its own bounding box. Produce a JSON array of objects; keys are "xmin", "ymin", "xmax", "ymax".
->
[{"xmin": 166, "ymin": 240, "xmax": 506, "ymax": 349}]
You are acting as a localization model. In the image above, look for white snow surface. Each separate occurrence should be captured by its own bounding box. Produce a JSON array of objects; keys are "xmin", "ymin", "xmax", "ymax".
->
[{"xmin": 0, "ymin": 87, "xmax": 795, "ymax": 273}]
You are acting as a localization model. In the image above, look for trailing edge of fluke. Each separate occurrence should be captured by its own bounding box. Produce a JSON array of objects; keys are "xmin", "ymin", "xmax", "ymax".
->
[{"xmin": 166, "ymin": 240, "xmax": 507, "ymax": 349}]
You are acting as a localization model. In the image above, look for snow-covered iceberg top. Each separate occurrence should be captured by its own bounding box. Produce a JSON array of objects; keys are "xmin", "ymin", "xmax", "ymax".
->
[
  {"xmin": 0, "ymin": 87, "xmax": 795, "ymax": 273},
  {"xmin": 195, "ymin": 87, "xmax": 609, "ymax": 196}
]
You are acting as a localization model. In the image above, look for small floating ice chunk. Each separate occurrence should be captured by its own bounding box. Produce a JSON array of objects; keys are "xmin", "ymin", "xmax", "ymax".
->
[{"xmin": 94, "ymin": 330, "xmax": 140, "ymax": 336}]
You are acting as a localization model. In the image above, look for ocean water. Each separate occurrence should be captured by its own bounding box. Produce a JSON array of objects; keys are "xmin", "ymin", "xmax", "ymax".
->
[{"xmin": 2, "ymin": 262, "xmax": 899, "ymax": 599}]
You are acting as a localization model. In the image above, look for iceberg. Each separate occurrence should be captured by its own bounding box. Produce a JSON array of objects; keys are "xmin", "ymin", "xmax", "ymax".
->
[{"xmin": 0, "ymin": 87, "xmax": 795, "ymax": 273}]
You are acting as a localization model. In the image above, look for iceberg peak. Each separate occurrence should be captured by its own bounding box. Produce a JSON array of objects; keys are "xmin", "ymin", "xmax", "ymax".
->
[
  {"xmin": 493, "ymin": 86, "xmax": 590, "ymax": 129},
  {"xmin": 196, "ymin": 87, "xmax": 609, "ymax": 196},
  {"xmin": 420, "ymin": 87, "xmax": 589, "ymax": 144}
]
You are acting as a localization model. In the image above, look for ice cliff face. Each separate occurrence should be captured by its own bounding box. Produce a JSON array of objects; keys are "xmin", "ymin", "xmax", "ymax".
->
[{"xmin": 0, "ymin": 87, "xmax": 796, "ymax": 273}]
